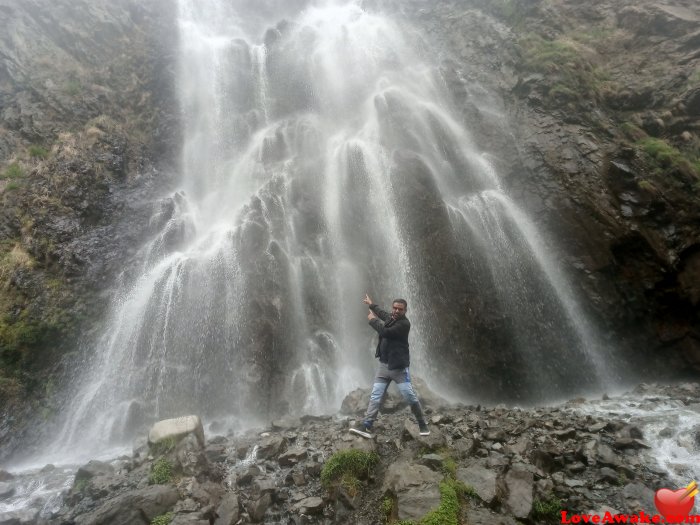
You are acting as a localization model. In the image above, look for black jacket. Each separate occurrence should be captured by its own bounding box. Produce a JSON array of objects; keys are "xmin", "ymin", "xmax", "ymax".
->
[{"xmin": 368, "ymin": 304, "xmax": 410, "ymax": 370}]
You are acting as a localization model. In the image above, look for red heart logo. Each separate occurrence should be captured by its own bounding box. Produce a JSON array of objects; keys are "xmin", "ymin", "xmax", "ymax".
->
[{"xmin": 654, "ymin": 488, "xmax": 695, "ymax": 523}]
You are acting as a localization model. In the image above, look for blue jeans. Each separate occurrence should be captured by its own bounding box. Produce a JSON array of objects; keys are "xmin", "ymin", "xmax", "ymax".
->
[{"xmin": 363, "ymin": 362, "xmax": 426, "ymax": 427}]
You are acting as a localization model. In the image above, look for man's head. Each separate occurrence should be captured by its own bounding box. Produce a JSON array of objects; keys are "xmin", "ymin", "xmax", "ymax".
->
[{"xmin": 391, "ymin": 299, "xmax": 408, "ymax": 319}]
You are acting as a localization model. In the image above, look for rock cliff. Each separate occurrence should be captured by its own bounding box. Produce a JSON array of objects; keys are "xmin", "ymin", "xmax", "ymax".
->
[{"xmin": 0, "ymin": 0, "xmax": 699, "ymax": 459}]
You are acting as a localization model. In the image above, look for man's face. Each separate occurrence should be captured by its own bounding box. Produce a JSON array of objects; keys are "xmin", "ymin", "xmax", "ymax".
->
[{"xmin": 391, "ymin": 302, "xmax": 406, "ymax": 319}]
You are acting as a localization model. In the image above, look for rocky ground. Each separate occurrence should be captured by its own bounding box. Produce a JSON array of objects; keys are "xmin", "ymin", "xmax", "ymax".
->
[{"xmin": 1, "ymin": 381, "xmax": 697, "ymax": 525}]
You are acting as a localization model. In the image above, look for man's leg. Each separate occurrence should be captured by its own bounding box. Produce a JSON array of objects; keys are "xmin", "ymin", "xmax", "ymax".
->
[
  {"xmin": 362, "ymin": 363, "xmax": 392, "ymax": 428},
  {"xmin": 392, "ymin": 367, "xmax": 430, "ymax": 435},
  {"xmin": 350, "ymin": 364, "xmax": 391, "ymax": 438}
]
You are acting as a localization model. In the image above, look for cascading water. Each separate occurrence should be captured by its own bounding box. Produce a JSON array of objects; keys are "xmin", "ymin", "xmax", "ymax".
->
[{"xmin": 27, "ymin": 0, "xmax": 616, "ymax": 465}]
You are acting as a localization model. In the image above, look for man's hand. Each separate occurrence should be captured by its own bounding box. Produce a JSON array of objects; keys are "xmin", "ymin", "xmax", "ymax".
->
[
  {"xmin": 363, "ymin": 293, "xmax": 373, "ymax": 305},
  {"xmin": 368, "ymin": 310, "xmax": 377, "ymax": 321}
]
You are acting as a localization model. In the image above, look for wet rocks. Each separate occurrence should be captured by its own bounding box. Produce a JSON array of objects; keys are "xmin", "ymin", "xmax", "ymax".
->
[{"xmin": 42, "ymin": 384, "xmax": 696, "ymax": 524}]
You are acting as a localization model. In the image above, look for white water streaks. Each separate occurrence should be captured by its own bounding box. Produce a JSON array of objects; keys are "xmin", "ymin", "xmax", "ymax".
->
[{"xmin": 35, "ymin": 0, "xmax": 617, "ymax": 464}]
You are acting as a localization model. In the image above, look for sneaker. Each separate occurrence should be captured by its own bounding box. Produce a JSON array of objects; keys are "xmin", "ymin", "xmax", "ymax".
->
[
  {"xmin": 349, "ymin": 423, "xmax": 373, "ymax": 439},
  {"xmin": 418, "ymin": 422, "xmax": 431, "ymax": 436}
]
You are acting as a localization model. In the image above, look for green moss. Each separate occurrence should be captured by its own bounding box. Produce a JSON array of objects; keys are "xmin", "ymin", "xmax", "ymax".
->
[
  {"xmin": 28, "ymin": 146, "xmax": 49, "ymax": 159},
  {"xmin": 4, "ymin": 182, "xmax": 21, "ymax": 191},
  {"xmin": 532, "ymin": 494, "xmax": 563, "ymax": 522},
  {"xmin": 420, "ymin": 480, "xmax": 460, "ymax": 525},
  {"xmin": 321, "ymin": 449, "xmax": 378, "ymax": 494},
  {"xmin": 150, "ymin": 512, "xmax": 173, "ymax": 525},
  {"xmin": 2, "ymin": 163, "xmax": 23, "ymax": 180},
  {"xmin": 149, "ymin": 457, "xmax": 173, "ymax": 485}
]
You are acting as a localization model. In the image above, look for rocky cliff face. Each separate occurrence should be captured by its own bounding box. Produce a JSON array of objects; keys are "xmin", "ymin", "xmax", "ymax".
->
[
  {"xmin": 372, "ymin": 0, "xmax": 700, "ymax": 388},
  {"xmin": 0, "ymin": 0, "xmax": 177, "ymax": 447},
  {"xmin": 0, "ymin": 0, "xmax": 699, "ymax": 456}
]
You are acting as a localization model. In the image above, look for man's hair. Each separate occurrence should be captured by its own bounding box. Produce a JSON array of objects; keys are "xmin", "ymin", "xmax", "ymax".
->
[{"xmin": 392, "ymin": 299, "xmax": 408, "ymax": 309}]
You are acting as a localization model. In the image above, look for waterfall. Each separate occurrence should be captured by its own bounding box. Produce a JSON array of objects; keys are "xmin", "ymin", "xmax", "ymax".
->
[{"xmin": 40, "ymin": 0, "xmax": 615, "ymax": 463}]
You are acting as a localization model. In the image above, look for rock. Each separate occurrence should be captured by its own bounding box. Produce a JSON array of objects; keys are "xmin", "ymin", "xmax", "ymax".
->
[
  {"xmin": 466, "ymin": 508, "xmax": 518, "ymax": 525},
  {"xmin": 278, "ymin": 447, "xmax": 308, "ymax": 466},
  {"xmin": 420, "ymin": 453, "xmax": 444, "ymax": 470},
  {"xmin": 257, "ymin": 435, "xmax": 287, "ymax": 459},
  {"xmin": 295, "ymin": 496, "xmax": 325, "ymax": 515},
  {"xmin": 614, "ymin": 437, "xmax": 650, "ymax": 450},
  {"xmin": 74, "ymin": 485, "xmax": 178, "ymax": 525},
  {"xmin": 0, "ymin": 471, "xmax": 14, "ymax": 482},
  {"xmin": 401, "ymin": 420, "xmax": 447, "ymax": 450},
  {"xmin": 456, "ymin": 463, "xmax": 498, "ymax": 505},
  {"xmin": 596, "ymin": 443, "xmax": 620, "ymax": 467},
  {"xmin": 598, "ymin": 467, "xmax": 619, "ymax": 483},
  {"xmin": 214, "ymin": 493, "xmax": 240, "ymax": 525},
  {"xmin": 499, "ymin": 464, "xmax": 533, "ymax": 519},
  {"xmin": 75, "ymin": 460, "xmax": 115, "ymax": 481},
  {"xmin": 553, "ymin": 428, "xmax": 576, "ymax": 440},
  {"xmin": 482, "ymin": 427, "xmax": 507, "ymax": 442},
  {"xmin": 340, "ymin": 388, "xmax": 367, "ymax": 415},
  {"xmin": 176, "ymin": 433, "xmax": 210, "ymax": 477},
  {"xmin": 382, "ymin": 461, "xmax": 442, "ymax": 522},
  {"xmin": 246, "ymin": 492, "xmax": 272, "ymax": 522},
  {"xmin": 149, "ymin": 415, "xmax": 205, "ymax": 448}
]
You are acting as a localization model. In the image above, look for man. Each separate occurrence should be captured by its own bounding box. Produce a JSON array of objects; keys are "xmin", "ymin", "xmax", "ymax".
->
[{"xmin": 349, "ymin": 293, "xmax": 430, "ymax": 438}]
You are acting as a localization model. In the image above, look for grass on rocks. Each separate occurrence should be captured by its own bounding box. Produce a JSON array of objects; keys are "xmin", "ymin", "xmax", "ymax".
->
[
  {"xmin": 321, "ymin": 449, "xmax": 378, "ymax": 495},
  {"xmin": 150, "ymin": 512, "xmax": 173, "ymax": 525},
  {"xmin": 149, "ymin": 457, "xmax": 173, "ymax": 485}
]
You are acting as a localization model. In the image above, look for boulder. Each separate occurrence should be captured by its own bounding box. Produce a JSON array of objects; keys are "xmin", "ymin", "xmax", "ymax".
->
[
  {"xmin": 176, "ymin": 433, "xmax": 210, "ymax": 477},
  {"xmin": 456, "ymin": 463, "xmax": 498, "ymax": 505},
  {"xmin": 499, "ymin": 464, "xmax": 533, "ymax": 519},
  {"xmin": 278, "ymin": 447, "xmax": 308, "ymax": 466},
  {"xmin": 214, "ymin": 493, "xmax": 240, "ymax": 525},
  {"xmin": 74, "ymin": 485, "xmax": 178, "ymax": 525},
  {"xmin": 246, "ymin": 492, "xmax": 272, "ymax": 522},
  {"xmin": 149, "ymin": 415, "xmax": 205, "ymax": 448},
  {"xmin": 382, "ymin": 461, "xmax": 442, "ymax": 522},
  {"xmin": 256, "ymin": 435, "xmax": 287, "ymax": 459},
  {"xmin": 294, "ymin": 496, "xmax": 325, "ymax": 515}
]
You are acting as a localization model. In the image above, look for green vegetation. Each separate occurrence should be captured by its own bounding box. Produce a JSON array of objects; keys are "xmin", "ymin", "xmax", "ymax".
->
[
  {"xmin": 637, "ymin": 137, "xmax": 700, "ymax": 177},
  {"xmin": 440, "ymin": 456, "xmax": 457, "ymax": 479},
  {"xmin": 149, "ymin": 458, "xmax": 173, "ymax": 485},
  {"xmin": 382, "ymin": 496, "xmax": 394, "ymax": 523},
  {"xmin": 150, "ymin": 437, "xmax": 177, "ymax": 456},
  {"xmin": 28, "ymin": 146, "xmax": 49, "ymax": 159},
  {"xmin": 620, "ymin": 122, "xmax": 646, "ymax": 141},
  {"xmin": 73, "ymin": 477, "xmax": 89, "ymax": 493},
  {"xmin": 321, "ymin": 449, "xmax": 379, "ymax": 495},
  {"xmin": 532, "ymin": 494, "xmax": 563, "ymax": 522},
  {"xmin": 637, "ymin": 180, "xmax": 660, "ymax": 195},
  {"xmin": 2, "ymin": 163, "xmax": 23, "ymax": 180},
  {"xmin": 420, "ymin": 480, "xmax": 461, "ymax": 525},
  {"xmin": 65, "ymin": 78, "xmax": 82, "ymax": 96},
  {"xmin": 518, "ymin": 33, "xmax": 609, "ymax": 104},
  {"xmin": 150, "ymin": 513, "xmax": 173, "ymax": 525}
]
